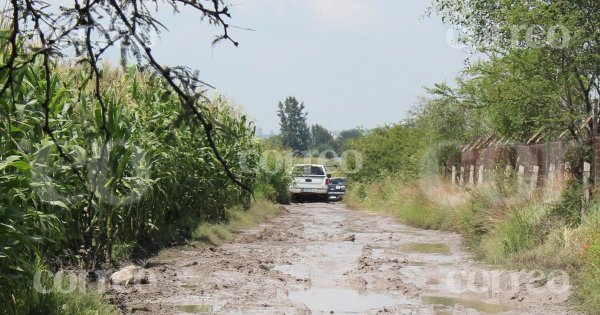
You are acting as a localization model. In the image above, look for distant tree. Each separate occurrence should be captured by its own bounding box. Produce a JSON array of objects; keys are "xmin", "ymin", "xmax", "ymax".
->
[
  {"xmin": 277, "ymin": 97, "xmax": 311, "ymax": 153},
  {"xmin": 261, "ymin": 134, "xmax": 284, "ymax": 150},
  {"xmin": 309, "ymin": 124, "xmax": 335, "ymax": 158},
  {"xmin": 334, "ymin": 129, "xmax": 363, "ymax": 154},
  {"xmin": 408, "ymin": 92, "xmax": 489, "ymax": 143},
  {"xmin": 311, "ymin": 124, "xmax": 334, "ymax": 147},
  {"xmin": 347, "ymin": 125, "xmax": 425, "ymax": 182}
]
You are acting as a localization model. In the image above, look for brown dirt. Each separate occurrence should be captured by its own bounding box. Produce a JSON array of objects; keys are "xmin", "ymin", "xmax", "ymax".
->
[{"xmin": 106, "ymin": 203, "xmax": 582, "ymax": 314}]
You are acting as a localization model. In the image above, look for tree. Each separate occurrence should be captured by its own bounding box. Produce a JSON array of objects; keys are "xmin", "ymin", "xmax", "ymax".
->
[
  {"xmin": 334, "ymin": 128, "xmax": 363, "ymax": 154},
  {"xmin": 428, "ymin": 0, "xmax": 600, "ymax": 185},
  {"xmin": 309, "ymin": 124, "xmax": 335, "ymax": 157},
  {"xmin": 348, "ymin": 124, "xmax": 425, "ymax": 182},
  {"xmin": 311, "ymin": 124, "xmax": 334, "ymax": 145},
  {"xmin": 430, "ymin": 0, "xmax": 600, "ymax": 144},
  {"xmin": 408, "ymin": 89, "xmax": 490, "ymax": 143},
  {"xmin": 261, "ymin": 134, "xmax": 284, "ymax": 150},
  {"xmin": 277, "ymin": 96, "xmax": 311, "ymax": 153}
]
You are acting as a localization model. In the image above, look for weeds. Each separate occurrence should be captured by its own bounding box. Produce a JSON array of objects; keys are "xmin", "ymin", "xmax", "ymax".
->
[
  {"xmin": 346, "ymin": 176, "xmax": 598, "ymax": 311},
  {"xmin": 193, "ymin": 200, "xmax": 282, "ymax": 245}
]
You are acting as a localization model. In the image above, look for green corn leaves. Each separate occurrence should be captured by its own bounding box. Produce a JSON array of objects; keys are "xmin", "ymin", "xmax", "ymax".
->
[{"xmin": 0, "ymin": 46, "xmax": 265, "ymax": 313}]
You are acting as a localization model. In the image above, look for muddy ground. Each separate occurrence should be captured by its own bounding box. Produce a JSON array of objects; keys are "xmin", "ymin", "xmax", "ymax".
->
[{"xmin": 107, "ymin": 203, "xmax": 581, "ymax": 314}]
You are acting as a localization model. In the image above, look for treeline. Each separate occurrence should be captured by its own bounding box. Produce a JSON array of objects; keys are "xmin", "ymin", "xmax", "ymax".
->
[
  {"xmin": 270, "ymin": 96, "xmax": 362, "ymax": 156},
  {"xmin": 0, "ymin": 35, "xmax": 286, "ymax": 313}
]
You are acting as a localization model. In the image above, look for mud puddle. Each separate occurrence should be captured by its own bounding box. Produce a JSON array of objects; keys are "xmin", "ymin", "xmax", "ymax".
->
[
  {"xmin": 422, "ymin": 296, "xmax": 510, "ymax": 314},
  {"xmin": 400, "ymin": 243, "xmax": 451, "ymax": 254},
  {"xmin": 287, "ymin": 288, "xmax": 406, "ymax": 314},
  {"xmin": 178, "ymin": 304, "xmax": 212, "ymax": 314},
  {"xmin": 109, "ymin": 203, "xmax": 580, "ymax": 314}
]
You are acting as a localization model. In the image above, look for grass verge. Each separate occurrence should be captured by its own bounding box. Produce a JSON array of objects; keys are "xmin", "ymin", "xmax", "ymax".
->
[
  {"xmin": 346, "ymin": 176, "xmax": 600, "ymax": 314},
  {"xmin": 193, "ymin": 198, "xmax": 282, "ymax": 245}
]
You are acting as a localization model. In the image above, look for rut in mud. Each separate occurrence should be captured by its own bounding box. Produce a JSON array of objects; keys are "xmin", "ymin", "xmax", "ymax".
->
[{"xmin": 108, "ymin": 203, "xmax": 580, "ymax": 314}]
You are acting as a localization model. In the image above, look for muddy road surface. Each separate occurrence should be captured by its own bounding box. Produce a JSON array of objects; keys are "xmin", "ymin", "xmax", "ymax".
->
[{"xmin": 110, "ymin": 203, "xmax": 578, "ymax": 314}]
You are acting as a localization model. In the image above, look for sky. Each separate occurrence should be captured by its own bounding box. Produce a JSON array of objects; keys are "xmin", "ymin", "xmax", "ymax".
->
[{"xmin": 150, "ymin": 0, "xmax": 470, "ymax": 135}]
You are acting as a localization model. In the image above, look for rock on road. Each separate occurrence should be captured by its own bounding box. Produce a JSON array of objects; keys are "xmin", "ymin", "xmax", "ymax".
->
[{"xmin": 109, "ymin": 203, "xmax": 579, "ymax": 314}]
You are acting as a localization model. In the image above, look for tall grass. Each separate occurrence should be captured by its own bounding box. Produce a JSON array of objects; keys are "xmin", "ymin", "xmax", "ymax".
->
[
  {"xmin": 0, "ymin": 31, "xmax": 286, "ymax": 313},
  {"xmin": 193, "ymin": 199, "xmax": 282, "ymax": 245},
  {"xmin": 346, "ymin": 176, "xmax": 600, "ymax": 313},
  {"xmin": 345, "ymin": 177, "xmax": 463, "ymax": 231}
]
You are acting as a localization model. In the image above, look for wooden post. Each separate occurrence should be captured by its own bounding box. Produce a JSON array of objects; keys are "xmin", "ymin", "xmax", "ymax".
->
[
  {"xmin": 583, "ymin": 162, "xmax": 591, "ymax": 220},
  {"xmin": 531, "ymin": 165, "xmax": 539, "ymax": 190},
  {"xmin": 451, "ymin": 166, "xmax": 457, "ymax": 185},
  {"xmin": 518, "ymin": 165, "xmax": 525, "ymax": 187},
  {"xmin": 469, "ymin": 165, "xmax": 475, "ymax": 186},
  {"xmin": 593, "ymin": 99, "xmax": 599, "ymax": 189}
]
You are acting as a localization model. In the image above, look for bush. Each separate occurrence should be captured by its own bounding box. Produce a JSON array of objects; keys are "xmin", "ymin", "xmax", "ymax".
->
[
  {"xmin": 254, "ymin": 150, "xmax": 292, "ymax": 204},
  {"xmin": 576, "ymin": 227, "xmax": 600, "ymax": 313},
  {"xmin": 553, "ymin": 179, "xmax": 584, "ymax": 226},
  {"xmin": 347, "ymin": 124, "xmax": 427, "ymax": 182}
]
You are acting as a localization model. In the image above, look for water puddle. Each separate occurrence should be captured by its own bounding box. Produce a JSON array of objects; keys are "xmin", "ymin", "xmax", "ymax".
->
[
  {"xmin": 181, "ymin": 283, "xmax": 198, "ymax": 290},
  {"xmin": 422, "ymin": 296, "xmax": 510, "ymax": 314},
  {"xmin": 401, "ymin": 243, "xmax": 450, "ymax": 254},
  {"xmin": 179, "ymin": 304, "xmax": 213, "ymax": 313},
  {"xmin": 288, "ymin": 288, "xmax": 404, "ymax": 313},
  {"xmin": 345, "ymin": 226, "xmax": 366, "ymax": 233},
  {"xmin": 273, "ymin": 264, "xmax": 311, "ymax": 280}
]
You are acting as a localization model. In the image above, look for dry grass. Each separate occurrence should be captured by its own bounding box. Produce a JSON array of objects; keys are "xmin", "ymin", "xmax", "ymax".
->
[
  {"xmin": 193, "ymin": 199, "xmax": 282, "ymax": 245},
  {"xmin": 346, "ymin": 176, "xmax": 585, "ymax": 270},
  {"xmin": 346, "ymin": 175, "xmax": 600, "ymax": 312}
]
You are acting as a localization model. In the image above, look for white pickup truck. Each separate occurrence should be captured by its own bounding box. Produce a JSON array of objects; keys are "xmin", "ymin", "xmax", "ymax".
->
[{"xmin": 288, "ymin": 164, "xmax": 331, "ymax": 201}]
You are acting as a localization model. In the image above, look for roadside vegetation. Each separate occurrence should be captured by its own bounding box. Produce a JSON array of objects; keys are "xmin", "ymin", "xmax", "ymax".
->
[
  {"xmin": 345, "ymin": 1, "xmax": 600, "ymax": 313},
  {"xmin": 0, "ymin": 27, "xmax": 289, "ymax": 315}
]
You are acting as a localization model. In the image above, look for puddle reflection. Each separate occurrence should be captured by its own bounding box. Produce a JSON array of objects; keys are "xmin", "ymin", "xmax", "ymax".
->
[
  {"xmin": 288, "ymin": 288, "xmax": 406, "ymax": 313},
  {"xmin": 422, "ymin": 296, "xmax": 510, "ymax": 314}
]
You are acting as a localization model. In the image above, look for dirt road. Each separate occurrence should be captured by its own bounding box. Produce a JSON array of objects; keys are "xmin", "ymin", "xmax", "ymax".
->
[{"xmin": 110, "ymin": 203, "xmax": 579, "ymax": 314}]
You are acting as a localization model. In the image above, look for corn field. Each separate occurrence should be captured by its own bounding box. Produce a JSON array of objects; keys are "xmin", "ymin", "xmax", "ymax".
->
[{"xmin": 0, "ymin": 28, "xmax": 270, "ymax": 312}]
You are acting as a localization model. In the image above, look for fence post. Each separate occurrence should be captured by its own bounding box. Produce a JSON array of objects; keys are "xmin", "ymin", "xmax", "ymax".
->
[
  {"xmin": 593, "ymin": 99, "xmax": 600, "ymax": 190},
  {"xmin": 583, "ymin": 162, "xmax": 591, "ymax": 219},
  {"xmin": 452, "ymin": 166, "xmax": 457, "ymax": 185}
]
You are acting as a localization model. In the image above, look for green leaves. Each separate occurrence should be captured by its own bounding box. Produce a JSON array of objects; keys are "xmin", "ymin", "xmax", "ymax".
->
[
  {"xmin": 0, "ymin": 47, "xmax": 262, "ymax": 313},
  {"xmin": 0, "ymin": 156, "xmax": 26, "ymax": 171}
]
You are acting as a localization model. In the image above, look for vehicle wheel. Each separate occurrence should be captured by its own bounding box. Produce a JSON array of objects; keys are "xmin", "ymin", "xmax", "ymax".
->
[{"xmin": 291, "ymin": 194, "xmax": 301, "ymax": 203}]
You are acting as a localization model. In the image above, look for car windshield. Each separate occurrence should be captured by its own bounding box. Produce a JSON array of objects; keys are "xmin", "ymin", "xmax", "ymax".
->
[
  {"xmin": 330, "ymin": 178, "xmax": 347, "ymax": 185},
  {"xmin": 292, "ymin": 165, "xmax": 325, "ymax": 176}
]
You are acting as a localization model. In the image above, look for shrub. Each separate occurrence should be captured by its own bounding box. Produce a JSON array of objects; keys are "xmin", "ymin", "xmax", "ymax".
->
[
  {"xmin": 576, "ymin": 227, "xmax": 600, "ymax": 313},
  {"xmin": 553, "ymin": 179, "xmax": 583, "ymax": 226}
]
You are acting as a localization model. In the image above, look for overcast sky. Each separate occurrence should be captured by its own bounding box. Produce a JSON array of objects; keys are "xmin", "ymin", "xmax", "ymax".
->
[{"xmin": 150, "ymin": 0, "xmax": 469, "ymax": 135}]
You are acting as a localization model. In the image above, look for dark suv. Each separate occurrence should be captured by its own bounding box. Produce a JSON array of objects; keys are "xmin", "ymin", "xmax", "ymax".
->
[{"xmin": 327, "ymin": 177, "xmax": 347, "ymax": 201}]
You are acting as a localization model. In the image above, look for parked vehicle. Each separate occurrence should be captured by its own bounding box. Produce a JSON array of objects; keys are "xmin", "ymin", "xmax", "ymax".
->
[
  {"xmin": 288, "ymin": 164, "xmax": 330, "ymax": 201},
  {"xmin": 327, "ymin": 177, "xmax": 347, "ymax": 201}
]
